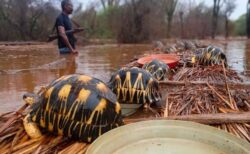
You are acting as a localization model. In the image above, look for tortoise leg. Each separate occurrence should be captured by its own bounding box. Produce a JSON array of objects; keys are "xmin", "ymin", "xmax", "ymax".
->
[
  {"xmin": 37, "ymin": 86, "xmax": 47, "ymax": 95},
  {"xmin": 23, "ymin": 114, "xmax": 42, "ymax": 138},
  {"xmin": 144, "ymin": 104, "xmax": 160, "ymax": 117}
]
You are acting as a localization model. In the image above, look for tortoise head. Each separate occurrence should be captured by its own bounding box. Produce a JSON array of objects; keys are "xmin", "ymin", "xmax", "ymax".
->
[
  {"xmin": 191, "ymin": 56, "xmax": 196, "ymax": 64},
  {"xmin": 23, "ymin": 93, "xmax": 40, "ymax": 105},
  {"xmin": 152, "ymin": 41, "xmax": 164, "ymax": 51},
  {"xmin": 192, "ymin": 48, "xmax": 204, "ymax": 64}
]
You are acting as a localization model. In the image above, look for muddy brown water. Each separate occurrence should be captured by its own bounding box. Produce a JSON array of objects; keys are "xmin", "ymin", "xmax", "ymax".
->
[
  {"xmin": 0, "ymin": 40, "xmax": 249, "ymax": 113},
  {"xmin": 0, "ymin": 44, "xmax": 151, "ymax": 113}
]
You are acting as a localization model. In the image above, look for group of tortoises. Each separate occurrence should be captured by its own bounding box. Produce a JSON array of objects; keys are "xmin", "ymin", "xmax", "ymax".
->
[
  {"xmin": 153, "ymin": 40, "xmax": 227, "ymax": 66},
  {"xmin": 23, "ymin": 59, "xmax": 168, "ymax": 143},
  {"xmin": 22, "ymin": 42, "xmax": 228, "ymax": 143}
]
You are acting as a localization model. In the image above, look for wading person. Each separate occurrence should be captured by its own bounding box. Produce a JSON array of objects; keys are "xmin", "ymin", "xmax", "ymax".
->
[{"xmin": 56, "ymin": 0, "xmax": 78, "ymax": 54}]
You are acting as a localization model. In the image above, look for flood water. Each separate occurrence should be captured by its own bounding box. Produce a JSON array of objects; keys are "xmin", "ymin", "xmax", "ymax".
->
[
  {"xmin": 0, "ymin": 44, "xmax": 151, "ymax": 113},
  {"xmin": 0, "ymin": 40, "xmax": 249, "ymax": 113}
]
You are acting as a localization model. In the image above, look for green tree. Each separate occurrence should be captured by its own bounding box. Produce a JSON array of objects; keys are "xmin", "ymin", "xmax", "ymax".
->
[
  {"xmin": 95, "ymin": 6, "xmax": 119, "ymax": 38},
  {"xmin": 234, "ymin": 14, "xmax": 246, "ymax": 36}
]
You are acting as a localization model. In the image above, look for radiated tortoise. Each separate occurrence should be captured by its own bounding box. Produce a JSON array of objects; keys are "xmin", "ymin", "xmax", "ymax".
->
[
  {"xmin": 108, "ymin": 67, "xmax": 161, "ymax": 116},
  {"xmin": 23, "ymin": 74, "xmax": 123, "ymax": 143},
  {"xmin": 142, "ymin": 59, "xmax": 169, "ymax": 81},
  {"xmin": 192, "ymin": 45, "xmax": 227, "ymax": 66}
]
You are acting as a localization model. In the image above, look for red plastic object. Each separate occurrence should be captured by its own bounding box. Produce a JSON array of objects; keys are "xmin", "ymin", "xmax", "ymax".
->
[{"xmin": 137, "ymin": 54, "xmax": 180, "ymax": 69}]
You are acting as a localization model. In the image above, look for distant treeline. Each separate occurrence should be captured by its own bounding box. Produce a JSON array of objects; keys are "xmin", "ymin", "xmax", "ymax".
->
[{"xmin": 0, "ymin": 0, "xmax": 248, "ymax": 42}]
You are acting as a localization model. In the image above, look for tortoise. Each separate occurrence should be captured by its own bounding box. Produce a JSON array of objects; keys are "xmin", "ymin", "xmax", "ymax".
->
[
  {"xmin": 192, "ymin": 45, "xmax": 227, "ymax": 66},
  {"xmin": 23, "ymin": 74, "xmax": 123, "ymax": 143},
  {"xmin": 152, "ymin": 41, "xmax": 178, "ymax": 53},
  {"xmin": 176, "ymin": 40, "xmax": 197, "ymax": 51},
  {"xmin": 152, "ymin": 41, "xmax": 164, "ymax": 52},
  {"xmin": 164, "ymin": 44, "xmax": 178, "ymax": 53},
  {"xmin": 192, "ymin": 48, "xmax": 206, "ymax": 64},
  {"xmin": 142, "ymin": 59, "xmax": 169, "ymax": 81},
  {"xmin": 164, "ymin": 40, "xmax": 198, "ymax": 53},
  {"xmin": 108, "ymin": 67, "xmax": 161, "ymax": 115}
]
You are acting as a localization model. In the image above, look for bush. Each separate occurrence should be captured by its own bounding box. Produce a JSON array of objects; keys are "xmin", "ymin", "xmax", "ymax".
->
[
  {"xmin": 234, "ymin": 14, "xmax": 246, "ymax": 36},
  {"xmin": 94, "ymin": 6, "xmax": 119, "ymax": 38}
]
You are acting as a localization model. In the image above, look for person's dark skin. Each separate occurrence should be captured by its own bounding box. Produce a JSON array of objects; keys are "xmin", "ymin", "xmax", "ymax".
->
[{"xmin": 58, "ymin": 2, "xmax": 78, "ymax": 54}]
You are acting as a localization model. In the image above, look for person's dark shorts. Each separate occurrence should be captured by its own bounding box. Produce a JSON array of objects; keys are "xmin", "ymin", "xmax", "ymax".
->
[{"xmin": 59, "ymin": 47, "xmax": 71, "ymax": 54}]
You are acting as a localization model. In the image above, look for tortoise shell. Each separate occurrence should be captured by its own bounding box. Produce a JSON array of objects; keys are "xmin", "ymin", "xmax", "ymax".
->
[
  {"xmin": 142, "ymin": 59, "xmax": 169, "ymax": 81},
  {"xmin": 206, "ymin": 46, "xmax": 227, "ymax": 66},
  {"xmin": 29, "ymin": 74, "xmax": 123, "ymax": 143},
  {"xmin": 194, "ymin": 46, "xmax": 227, "ymax": 66},
  {"xmin": 108, "ymin": 67, "xmax": 161, "ymax": 105}
]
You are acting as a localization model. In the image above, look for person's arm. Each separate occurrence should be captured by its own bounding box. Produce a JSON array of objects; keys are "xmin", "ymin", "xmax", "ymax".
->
[{"xmin": 58, "ymin": 26, "xmax": 78, "ymax": 54}]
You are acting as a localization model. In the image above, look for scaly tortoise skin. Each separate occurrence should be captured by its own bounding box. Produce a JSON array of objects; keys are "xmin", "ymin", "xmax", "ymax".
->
[
  {"xmin": 142, "ymin": 59, "xmax": 169, "ymax": 81},
  {"xmin": 23, "ymin": 74, "xmax": 123, "ymax": 143},
  {"xmin": 108, "ymin": 67, "xmax": 161, "ymax": 105},
  {"xmin": 192, "ymin": 45, "xmax": 227, "ymax": 66}
]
